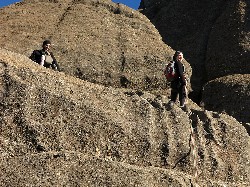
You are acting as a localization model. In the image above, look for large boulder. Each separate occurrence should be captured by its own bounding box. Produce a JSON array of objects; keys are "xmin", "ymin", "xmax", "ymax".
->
[
  {"xmin": 0, "ymin": 48, "xmax": 249, "ymax": 186},
  {"xmin": 205, "ymin": 0, "xmax": 250, "ymax": 80},
  {"xmin": 203, "ymin": 74, "xmax": 250, "ymax": 132},
  {"xmin": 0, "ymin": 0, "xmax": 191, "ymax": 95}
]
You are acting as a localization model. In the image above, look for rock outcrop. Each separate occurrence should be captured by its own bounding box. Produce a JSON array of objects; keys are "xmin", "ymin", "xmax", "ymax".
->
[{"xmin": 203, "ymin": 74, "xmax": 250, "ymax": 132}]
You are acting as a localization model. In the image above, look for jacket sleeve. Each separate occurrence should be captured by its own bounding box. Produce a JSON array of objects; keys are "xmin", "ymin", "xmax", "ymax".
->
[
  {"xmin": 29, "ymin": 50, "xmax": 42, "ymax": 64},
  {"xmin": 176, "ymin": 61, "xmax": 186, "ymax": 85},
  {"xmin": 29, "ymin": 50, "xmax": 37, "ymax": 62}
]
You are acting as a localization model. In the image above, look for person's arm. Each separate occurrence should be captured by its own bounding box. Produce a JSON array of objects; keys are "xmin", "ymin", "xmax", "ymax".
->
[
  {"xmin": 30, "ymin": 50, "xmax": 41, "ymax": 64},
  {"xmin": 51, "ymin": 52, "xmax": 60, "ymax": 71},
  {"xmin": 40, "ymin": 55, "xmax": 45, "ymax": 66}
]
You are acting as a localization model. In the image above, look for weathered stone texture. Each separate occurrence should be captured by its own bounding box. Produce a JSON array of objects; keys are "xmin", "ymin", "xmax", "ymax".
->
[
  {"xmin": 0, "ymin": 48, "xmax": 249, "ymax": 186},
  {"xmin": 0, "ymin": 0, "xmax": 249, "ymax": 186},
  {"xmin": 203, "ymin": 74, "xmax": 250, "ymax": 129}
]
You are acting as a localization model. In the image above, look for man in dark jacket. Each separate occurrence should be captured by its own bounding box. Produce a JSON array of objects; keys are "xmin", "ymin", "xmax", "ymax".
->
[
  {"xmin": 169, "ymin": 51, "xmax": 187, "ymax": 108},
  {"xmin": 30, "ymin": 40, "xmax": 60, "ymax": 71}
]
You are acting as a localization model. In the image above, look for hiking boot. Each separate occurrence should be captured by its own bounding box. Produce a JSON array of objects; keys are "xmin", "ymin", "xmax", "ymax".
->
[
  {"xmin": 165, "ymin": 101, "xmax": 174, "ymax": 110},
  {"xmin": 169, "ymin": 101, "xmax": 175, "ymax": 107},
  {"xmin": 180, "ymin": 105, "xmax": 192, "ymax": 115}
]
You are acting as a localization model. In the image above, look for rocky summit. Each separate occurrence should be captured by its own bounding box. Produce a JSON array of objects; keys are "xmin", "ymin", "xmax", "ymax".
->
[{"xmin": 0, "ymin": 0, "xmax": 249, "ymax": 186}]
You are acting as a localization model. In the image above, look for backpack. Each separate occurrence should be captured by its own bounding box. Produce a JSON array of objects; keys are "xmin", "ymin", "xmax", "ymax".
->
[
  {"xmin": 164, "ymin": 61, "xmax": 178, "ymax": 81},
  {"xmin": 164, "ymin": 61, "xmax": 185, "ymax": 82}
]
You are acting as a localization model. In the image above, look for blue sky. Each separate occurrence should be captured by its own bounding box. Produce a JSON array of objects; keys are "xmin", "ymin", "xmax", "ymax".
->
[
  {"xmin": 0, "ymin": 0, "xmax": 141, "ymax": 10},
  {"xmin": 0, "ymin": 0, "xmax": 21, "ymax": 8},
  {"xmin": 112, "ymin": 0, "xmax": 140, "ymax": 10}
]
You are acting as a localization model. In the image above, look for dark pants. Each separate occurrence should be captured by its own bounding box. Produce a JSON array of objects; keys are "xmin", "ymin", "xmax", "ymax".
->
[{"xmin": 170, "ymin": 80, "xmax": 187, "ymax": 106}]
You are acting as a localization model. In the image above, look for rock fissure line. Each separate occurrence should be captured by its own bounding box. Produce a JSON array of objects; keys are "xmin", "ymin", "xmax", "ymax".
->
[
  {"xmin": 51, "ymin": 0, "xmax": 74, "ymax": 39},
  {"xmin": 202, "ymin": 0, "xmax": 229, "ymax": 82}
]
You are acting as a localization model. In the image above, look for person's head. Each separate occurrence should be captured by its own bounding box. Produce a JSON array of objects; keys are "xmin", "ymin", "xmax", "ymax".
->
[
  {"xmin": 173, "ymin": 51, "xmax": 183, "ymax": 62},
  {"xmin": 42, "ymin": 40, "xmax": 52, "ymax": 51}
]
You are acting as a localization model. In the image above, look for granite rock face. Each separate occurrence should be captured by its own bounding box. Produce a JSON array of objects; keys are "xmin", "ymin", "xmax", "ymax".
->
[
  {"xmin": 0, "ymin": 0, "xmax": 249, "ymax": 186},
  {"xmin": 0, "ymin": 48, "xmax": 249, "ymax": 186},
  {"xmin": 203, "ymin": 74, "xmax": 250, "ymax": 132}
]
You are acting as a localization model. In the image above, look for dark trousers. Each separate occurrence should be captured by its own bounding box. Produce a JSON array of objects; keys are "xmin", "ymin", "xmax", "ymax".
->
[{"xmin": 170, "ymin": 80, "xmax": 187, "ymax": 106}]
